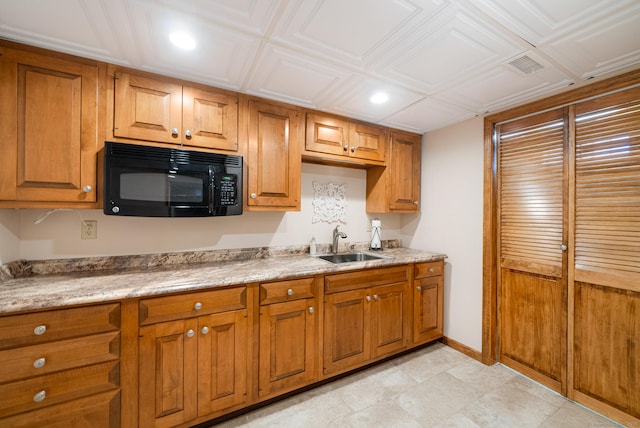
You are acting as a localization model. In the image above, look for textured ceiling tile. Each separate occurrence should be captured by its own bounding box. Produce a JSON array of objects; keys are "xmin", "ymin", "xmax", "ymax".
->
[{"xmin": 381, "ymin": 97, "xmax": 477, "ymax": 133}]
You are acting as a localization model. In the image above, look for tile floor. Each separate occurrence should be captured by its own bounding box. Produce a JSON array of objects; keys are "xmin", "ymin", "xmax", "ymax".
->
[{"xmin": 213, "ymin": 342, "xmax": 623, "ymax": 428}]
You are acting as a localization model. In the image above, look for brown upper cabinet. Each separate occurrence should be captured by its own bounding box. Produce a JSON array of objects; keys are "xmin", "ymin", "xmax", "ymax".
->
[
  {"xmin": 0, "ymin": 43, "xmax": 100, "ymax": 207},
  {"xmin": 246, "ymin": 99, "xmax": 303, "ymax": 211},
  {"xmin": 366, "ymin": 130, "xmax": 421, "ymax": 213},
  {"xmin": 114, "ymin": 70, "xmax": 238, "ymax": 152},
  {"xmin": 305, "ymin": 113, "xmax": 387, "ymax": 165}
]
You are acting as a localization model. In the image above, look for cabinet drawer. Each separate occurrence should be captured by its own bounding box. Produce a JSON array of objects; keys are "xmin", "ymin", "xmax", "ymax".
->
[
  {"xmin": 325, "ymin": 266, "xmax": 408, "ymax": 294},
  {"xmin": 0, "ymin": 331, "xmax": 120, "ymax": 383},
  {"xmin": 0, "ymin": 389, "xmax": 120, "ymax": 428},
  {"xmin": 415, "ymin": 261, "xmax": 444, "ymax": 279},
  {"xmin": 260, "ymin": 277, "xmax": 315, "ymax": 305},
  {"xmin": 139, "ymin": 286, "xmax": 247, "ymax": 325},
  {"xmin": 0, "ymin": 304, "xmax": 120, "ymax": 350},
  {"xmin": 0, "ymin": 361, "xmax": 119, "ymax": 418}
]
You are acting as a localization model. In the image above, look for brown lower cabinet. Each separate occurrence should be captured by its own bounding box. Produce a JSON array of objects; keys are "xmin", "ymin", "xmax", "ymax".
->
[{"xmin": 0, "ymin": 261, "xmax": 446, "ymax": 427}]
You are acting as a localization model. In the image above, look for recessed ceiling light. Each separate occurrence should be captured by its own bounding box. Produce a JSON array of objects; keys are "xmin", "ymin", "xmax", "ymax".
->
[
  {"xmin": 169, "ymin": 32, "xmax": 196, "ymax": 50},
  {"xmin": 370, "ymin": 92, "xmax": 389, "ymax": 104}
]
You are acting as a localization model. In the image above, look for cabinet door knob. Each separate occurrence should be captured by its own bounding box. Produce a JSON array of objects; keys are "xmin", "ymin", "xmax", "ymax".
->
[
  {"xmin": 194, "ymin": 302, "xmax": 203, "ymax": 310},
  {"xmin": 308, "ymin": 306, "xmax": 314, "ymax": 314},
  {"xmin": 366, "ymin": 295, "xmax": 371, "ymax": 302},
  {"xmin": 201, "ymin": 326, "xmax": 209, "ymax": 335},
  {"xmin": 33, "ymin": 325, "xmax": 47, "ymax": 336},
  {"xmin": 185, "ymin": 129, "xmax": 192, "ymax": 138},
  {"xmin": 351, "ymin": 146, "xmax": 356, "ymax": 153},
  {"xmin": 416, "ymin": 285, "xmax": 422, "ymax": 291},
  {"xmin": 560, "ymin": 244, "xmax": 568, "ymax": 251},
  {"xmin": 428, "ymin": 268, "xmax": 435, "ymax": 273},
  {"xmin": 287, "ymin": 288, "xmax": 293, "ymax": 296},
  {"xmin": 373, "ymin": 294, "xmax": 379, "ymax": 301},
  {"xmin": 33, "ymin": 357, "xmax": 46, "ymax": 369},
  {"xmin": 172, "ymin": 128, "xmax": 179, "ymax": 137},
  {"xmin": 343, "ymin": 144, "xmax": 349, "ymax": 151},
  {"xmin": 33, "ymin": 390, "xmax": 46, "ymax": 403},
  {"xmin": 186, "ymin": 329, "xmax": 195, "ymax": 338},
  {"xmin": 82, "ymin": 185, "xmax": 92, "ymax": 193},
  {"xmin": 413, "ymin": 201, "xmax": 419, "ymax": 205},
  {"xmin": 250, "ymin": 193, "xmax": 257, "ymax": 199}
]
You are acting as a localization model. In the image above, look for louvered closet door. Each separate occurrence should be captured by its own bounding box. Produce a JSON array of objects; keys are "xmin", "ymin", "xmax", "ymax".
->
[
  {"xmin": 497, "ymin": 109, "xmax": 568, "ymax": 393},
  {"xmin": 572, "ymin": 89, "xmax": 640, "ymax": 422}
]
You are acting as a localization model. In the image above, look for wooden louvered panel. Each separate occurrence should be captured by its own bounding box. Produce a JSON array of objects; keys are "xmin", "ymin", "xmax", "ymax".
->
[
  {"xmin": 575, "ymin": 95, "xmax": 640, "ymax": 288},
  {"xmin": 498, "ymin": 115, "xmax": 565, "ymax": 276}
]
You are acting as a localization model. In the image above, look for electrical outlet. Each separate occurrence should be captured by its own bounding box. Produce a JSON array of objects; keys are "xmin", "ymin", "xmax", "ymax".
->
[{"xmin": 81, "ymin": 220, "xmax": 97, "ymax": 239}]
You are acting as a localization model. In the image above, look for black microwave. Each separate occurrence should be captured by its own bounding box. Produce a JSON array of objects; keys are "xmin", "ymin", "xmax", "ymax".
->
[{"xmin": 102, "ymin": 142, "xmax": 242, "ymax": 217}]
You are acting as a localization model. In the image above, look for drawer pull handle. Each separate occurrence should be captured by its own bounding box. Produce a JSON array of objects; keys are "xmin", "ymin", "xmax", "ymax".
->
[
  {"xmin": 33, "ymin": 390, "xmax": 46, "ymax": 403},
  {"xmin": 201, "ymin": 326, "xmax": 209, "ymax": 335},
  {"xmin": 186, "ymin": 329, "xmax": 195, "ymax": 338},
  {"xmin": 33, "ymin": 357, "xmax": 46, "ymax": 369},
  {"xmin": 194, "ymin": 302, "xmax": 203, "ymax": 310},
  {"xmin": 428, "ymin": 268, "xmax": 435, "ymax": 273},
  {"xmin": 33, "ymin": 325, "xmax": 47, "ymax": 336},
  {"xmin": 287, "ymin": 288, "xmax": 293, "ymax": 296},
  {"xmin": 308, "ymin": 306, "xmax": 314, "ymax": 314},
  {"xmin": 416, "ymin": 285, "xmax": 422, "ymax": 291}
]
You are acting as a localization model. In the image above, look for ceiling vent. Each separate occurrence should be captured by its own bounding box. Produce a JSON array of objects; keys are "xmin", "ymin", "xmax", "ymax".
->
[{"xmin": 506, "ymin": 54, "xmax": 545, "ymax": 75}]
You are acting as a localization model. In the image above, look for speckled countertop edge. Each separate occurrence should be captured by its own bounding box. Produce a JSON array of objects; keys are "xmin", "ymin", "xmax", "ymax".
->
[{"xmin": 0, "ymin": 244, "xmax": 446, "ymax": 315}]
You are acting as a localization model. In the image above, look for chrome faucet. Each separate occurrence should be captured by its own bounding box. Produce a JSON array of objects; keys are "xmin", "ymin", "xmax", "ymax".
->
[{"xmin": 332, "ymin": 225, "xmax": 347, "ymax": 254}]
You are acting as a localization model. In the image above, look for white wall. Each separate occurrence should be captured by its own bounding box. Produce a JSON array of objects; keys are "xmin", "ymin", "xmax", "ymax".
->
[
  {"xmin": 0, "ymin": 209, "xmax": 21, "ymax": 264},
  {"xmin": 404, "ymin": 116, "xmax": 484, "ymax": 352},
  {"xmin": 1, "ymin": 163, "xmax": 404, "ymax": 261}
]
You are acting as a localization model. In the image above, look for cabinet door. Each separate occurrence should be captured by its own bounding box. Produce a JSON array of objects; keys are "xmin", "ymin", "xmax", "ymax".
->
[
  {"xmin": 389, "ymin": 131, "xmax": 421, "ymax": 212},
  {"xmin": 0, "ymin": 47, "xmax": 98, "ymax": 203},
  {"xmin": 259, "ymin": 299, "xmax": 317, "ymax": 398},
  {"xmin": 114, "ymin": 71, "xmax": 182, "ymax": 144},
  {"xmin": 197, "ymin": 311, "xmax": 248, "ymax": 417},
  {"xmin": 323, "ymin": 289, "xmax": 370, "ymax": 375},
  {"xmin": 247, "ymin": 100, "xmax": 301, "ymax": 210},
  {"xmin": 305, "ymin": 113, "xmax": 350, "ymax": 157},
  {"xmin": 139, "ymin": 319, "xmax": 197, "ymax": 428},
  {"xmin": 350, "ymin": 122, "xmax": 387, "ymax": 162},
  {"xmin": 370, "ymin": 282, "xmax": 407, "ymax": 357},
  {"xmin": 413, "ymin": 275, "xmax": 444, "ymax": 344},
  {"xmin": 182, "ymin": 87, "xmax": 238, "ymax": 151}
]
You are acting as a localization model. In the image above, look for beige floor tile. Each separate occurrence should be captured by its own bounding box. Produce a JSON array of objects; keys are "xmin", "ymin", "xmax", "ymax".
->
[
  {"xmin": 396, "ymin": 371, "xmax": 486, "ymax": 426},
  {"xmin": 460, "ymin": 382, "xmax": 561, "ymax": 428},
  {"xmin": 540, "ymin": 402, "xmax": 624, "ymax": 428},
  {"xmin": 332, "ymin": 401, "xmax": 422, "ymax": 428},
  {"xmin": 206, "ymin": 343, "xmax": 623, "ymax": 428}
]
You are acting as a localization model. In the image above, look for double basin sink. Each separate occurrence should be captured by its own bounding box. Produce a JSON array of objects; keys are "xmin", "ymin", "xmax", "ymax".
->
[{"xmin": 313, "ymin": 252, "xmax": 387, "ymax": 264}]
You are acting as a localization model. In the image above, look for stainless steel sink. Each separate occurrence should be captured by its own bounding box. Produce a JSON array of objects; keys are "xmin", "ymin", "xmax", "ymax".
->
[{"xmin": 313, "ymin": 252, "xmax": 386, "ymax": 264}]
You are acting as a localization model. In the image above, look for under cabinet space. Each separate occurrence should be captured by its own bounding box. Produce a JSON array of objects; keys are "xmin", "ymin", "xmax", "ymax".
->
[
  {"xmin": 323, "ymin": 266, "xmax": 410, "ymax": 376},
  {"xmin": 258, "ymin": 277, "xmax": 320, "ymax": 399},
  {"xmin": 413, "ymin": 260, "xmax": 444, "ymax": 345},
  {"xmin": 137, "ymin": 286, "xmax": 250, "ymax": 427},
  {"xmin": 0, "ymin": 303, "xmax": 122, "ymax": 426}
]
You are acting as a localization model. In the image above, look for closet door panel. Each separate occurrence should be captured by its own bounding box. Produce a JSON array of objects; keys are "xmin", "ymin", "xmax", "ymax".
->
[
  {"xmin": 497, "ymin": 109, "xmax": 568, "ymax": 393},
  {"xmin": 572, "ymin": 89, "xmax": 640, "ymax": 422}
]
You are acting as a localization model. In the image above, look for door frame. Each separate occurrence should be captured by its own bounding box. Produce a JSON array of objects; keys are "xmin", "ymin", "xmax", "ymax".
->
[{"xmin": 481, "ymin": 68, "xmax": 640, "ymax": 365}]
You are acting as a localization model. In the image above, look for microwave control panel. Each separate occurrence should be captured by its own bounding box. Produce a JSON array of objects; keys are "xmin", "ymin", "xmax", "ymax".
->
[{"xmin": 216, "ymin": 174, "xmax": 238, "ymax": 206}]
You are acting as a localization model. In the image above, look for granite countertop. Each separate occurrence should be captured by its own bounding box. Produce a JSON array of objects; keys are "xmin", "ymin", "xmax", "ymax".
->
[{"xmin": 0, "ymin": 245, "xmax": 446, "ymax": 315}]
